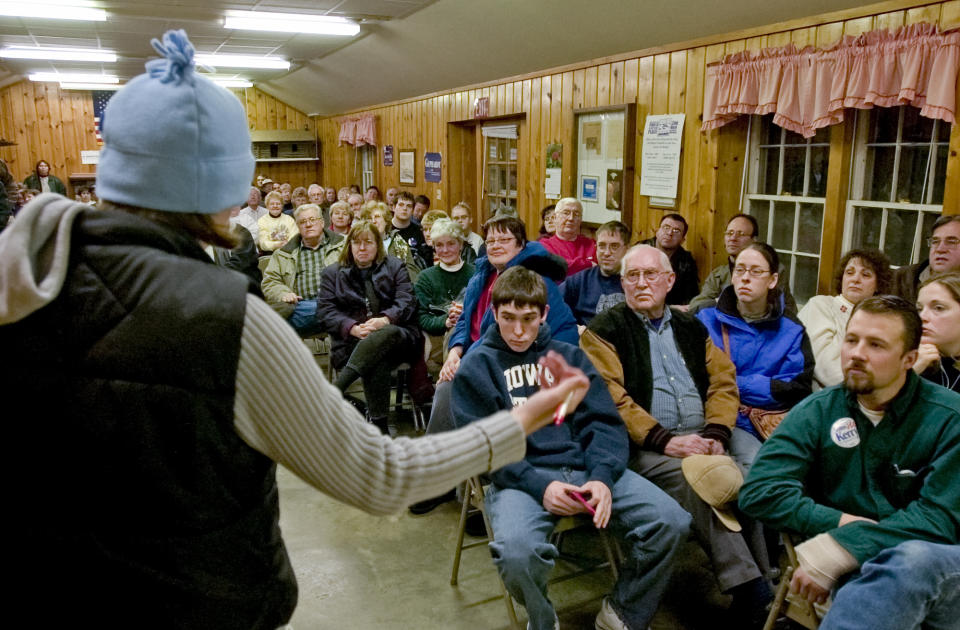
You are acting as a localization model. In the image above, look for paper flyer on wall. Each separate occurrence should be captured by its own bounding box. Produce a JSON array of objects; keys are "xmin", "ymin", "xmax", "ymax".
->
[{"xmin": 639, "ymin": 114, "xmax": 685, "ymax": 199}]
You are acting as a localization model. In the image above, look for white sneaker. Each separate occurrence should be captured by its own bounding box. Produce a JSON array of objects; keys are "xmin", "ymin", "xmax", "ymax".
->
[{"xmin": 594, "ymin": 597, "xmax": 630, "ymax": 630}]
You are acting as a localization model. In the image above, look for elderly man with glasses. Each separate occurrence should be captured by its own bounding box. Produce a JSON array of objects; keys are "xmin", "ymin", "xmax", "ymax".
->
[
  {"xmin": 540, "ymin": 197, "xmax": 596, "ymax": 276},
  {"xmin": 582, "ymin": 243, "xmax": 775, "ymax": 629},
  {"xmin": 893, "ymin": 214, "xmax": 960, "ymax": 303},
  {"xmin": 261, "ymin": 204, "xmax": 345, "ymax": 337}
]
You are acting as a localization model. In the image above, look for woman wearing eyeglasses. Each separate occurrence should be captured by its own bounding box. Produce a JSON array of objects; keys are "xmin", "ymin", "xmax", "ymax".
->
[
  {"xmin": 696, "ymin": 243, "xmax": 814, "ymax": 463},
  {"xmin": 914, "ymin": 271, "xmax": 960, "ymax": 393}
]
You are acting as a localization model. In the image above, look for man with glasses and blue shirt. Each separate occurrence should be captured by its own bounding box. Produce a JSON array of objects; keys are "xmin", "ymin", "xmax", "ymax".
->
[
  {"xmin": 688, "ymin": 213, "xmax": 797, "ymax": 315},
  {"xmin": 582, "ymin": 244, "xmax": 775, "ymax": 629},
  {"xmin": 893, "ymin": 214, "xmax": 960, "ymax": 303}
]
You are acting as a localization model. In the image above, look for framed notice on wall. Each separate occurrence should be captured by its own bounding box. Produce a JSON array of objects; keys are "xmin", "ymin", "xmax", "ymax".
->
[
  {"xmin": 399, "ymin": 149, "xmax": 416, "ymax": 184},
  {"xmin": 572, "ymin": 104, "xmax": 636, "ymax": 226}
]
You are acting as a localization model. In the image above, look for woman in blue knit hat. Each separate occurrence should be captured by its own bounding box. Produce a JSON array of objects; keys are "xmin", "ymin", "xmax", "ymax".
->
[{"xmin": 0, "ymin": 30, "xmax": 589, "ymax": 629}]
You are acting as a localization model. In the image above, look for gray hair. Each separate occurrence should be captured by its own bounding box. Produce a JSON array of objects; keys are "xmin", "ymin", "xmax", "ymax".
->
[
  {"xmin": 555, "ymin": 197, "xmax": 582, "ymax": 214},
  {"xmin": 307, "ymin": 183, "xmax": 323, "ymax": 195},
  {"xmin": 620, "ymin": 243, "xmax": 672, "ymax": 274},
  {"xmin": 330, "ymin": 200, "xmax": 351, "ymax": 215},
  {"xmin": 428, "ymin": 217, "xmax": 466, "ymax": 243},
  {"xmin": 293, "ymin": 203, "xmax": 322, "ymax": 221}
]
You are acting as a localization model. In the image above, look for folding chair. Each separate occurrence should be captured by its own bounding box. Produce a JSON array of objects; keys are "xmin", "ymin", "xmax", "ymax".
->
[{"xmin": 763, "ymin": 533, "xmax": 821, "ymax": 630}]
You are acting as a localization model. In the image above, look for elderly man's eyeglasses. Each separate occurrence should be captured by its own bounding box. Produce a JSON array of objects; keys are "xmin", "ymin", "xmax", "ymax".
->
[
  {"xmin": 297, "ymin": 217, "xmax": 321, "ymax": 226},
  {"xmin": 623, "ymin": 269, "xmax": 666, "ymax": 284},
  {"xmin": 724, "ymin": 230, "xmax": 752, "ymax": 239},
  {"xmin": 556, "ymin": 209, "xmax": 582, "ymax": 219},
  {"xmin": 732, "ymin": 266, "xmax": 770, "ymax": 277},
  {"xmin": 928, "ymin": 236, "xmax": 960, "ymax": 249}
]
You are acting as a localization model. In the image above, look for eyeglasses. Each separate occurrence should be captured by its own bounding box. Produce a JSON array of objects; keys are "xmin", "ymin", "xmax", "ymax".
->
[
  {"xmin": 485, "ymin": 236, "xmax": 517, "ymax": 247},
  {"xmin": 557, "ymin": 210, "xmax": 582, "ymax": 219},
  {"xmin": 623, "ymin": 269, "xmax": 666, "ymax": 284},
  {"xmin": 724, "ymin": 230, "xmax": 752, "ymax": 239},
  {"xmin": 297, "ymin": 217, "xmax": 321, "ymax": 226},
  {"xmin": 928, "ymin": 236, "xmax": 960, "ymax": 249},
  {"xmin": 732, "ymin": 266, "xmax": 770, "ymax": 277},
  {"xmin": 659, "ymin": 226, "xmax": 683, "ymax": 235}
]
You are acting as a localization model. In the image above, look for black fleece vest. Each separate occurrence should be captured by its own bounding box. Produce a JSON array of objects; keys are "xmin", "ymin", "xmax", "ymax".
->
[
  {"xmin": 588, "ymin": 302, "xmax": 712, "ymax": 409},
  {"xmin": 3, "ymin": 209, "xmax": 296, "ymax": 629}
]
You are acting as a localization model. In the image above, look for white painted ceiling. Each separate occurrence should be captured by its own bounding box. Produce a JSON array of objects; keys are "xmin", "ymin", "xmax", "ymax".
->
[{"xmin": 0, "ymin": 0, "xmax": 886, "ymax": 116}]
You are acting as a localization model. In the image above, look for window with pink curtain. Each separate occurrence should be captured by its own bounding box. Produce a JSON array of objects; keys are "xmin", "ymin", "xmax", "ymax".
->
[
  {"xmin": 702, "ymin": 23, "xmax": 959, "ymax": 138},
  {"xmin": 338, "ymin": 115, "xmax": 378, "ymax": 147}
]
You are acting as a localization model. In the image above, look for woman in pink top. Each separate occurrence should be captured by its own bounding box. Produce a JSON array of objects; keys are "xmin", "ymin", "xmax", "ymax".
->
[{"xmin": 539, "ymin": 197, "xmax": 596, "ymax": 276}]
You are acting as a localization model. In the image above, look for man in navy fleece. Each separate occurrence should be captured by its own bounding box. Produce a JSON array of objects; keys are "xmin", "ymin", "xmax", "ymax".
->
[
  {"xmin": 452, "ymin": 266, "xmax": 691, "ymax": 630},
  {"xmin": 560, "ymin": 220, "xmax": 629, "ymax": 331}
]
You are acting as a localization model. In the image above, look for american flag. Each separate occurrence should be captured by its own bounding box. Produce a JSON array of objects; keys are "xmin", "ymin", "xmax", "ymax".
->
[{"xmin": 92, "ymin": 90, "xmax": 114, "ymax": 146}]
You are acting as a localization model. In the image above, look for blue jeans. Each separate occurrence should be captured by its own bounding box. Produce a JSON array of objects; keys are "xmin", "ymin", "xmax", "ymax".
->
[
  {"xmin": 485, "ymin": 467, "xmax": 692, "ymax": 630},
  {"xmin": 820, "ymin": 541, "xmax": 960, "ymax": 630},
  {"xmin": 288, "ymin": 299, "xmax": 325, "ymax": 337}
]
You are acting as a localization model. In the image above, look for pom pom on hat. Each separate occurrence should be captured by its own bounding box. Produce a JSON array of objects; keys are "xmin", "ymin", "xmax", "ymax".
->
[{"xmin": 95, "ymin": 29, "xmax": 254, "ymax": 215}]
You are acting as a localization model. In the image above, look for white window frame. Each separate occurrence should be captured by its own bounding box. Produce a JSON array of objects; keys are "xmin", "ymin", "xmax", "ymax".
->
[
  {"xmin": 360, "ymin": 144, "xmax": 376, "ymax": 192},
  {"xmin": 842, "ymin": 107, "xmax": 948, "ymax": 267}
]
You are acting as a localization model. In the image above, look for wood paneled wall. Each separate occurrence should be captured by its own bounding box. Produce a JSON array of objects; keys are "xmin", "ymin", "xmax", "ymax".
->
[
  {"xmin": 0, "ymin": 83, "xmax": 319, "ymax": 197},
  {"xmin": 315, "ymin": 0, "xmax": 960, "ymax": 288}
]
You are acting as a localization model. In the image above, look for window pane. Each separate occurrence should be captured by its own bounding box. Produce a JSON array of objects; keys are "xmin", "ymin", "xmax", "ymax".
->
[
  {"xmin": 901, "ymin": 107, "xmax": 935, "ymax": 143},
  {"xmin": 884, "ymin": 208, "xmax": 919, "ymax": 266},
  {"xmin": 771, "ymin": 201, "xmax": 796, "ymax": 250},
  {"xmin": 782, "ymin": 148, "xmax": 807, "ymax": 196},
  {"xmin": 748, "ymin": 199, "xmax": 771, "ymax": 241},
  {"xmin": 866, "ymin": 146, "xmax": 896, "ymax": 202},
  {"xmin": 784, "ymin": 127, "xmax": 807, "ymax": 145},
  {"xmin": 760, "ymin": 147, "xmax": 780, "ymax": 195},
  {"xmin": 797, "ymin": 203, "xmax": 824, "ymax": 254},
  {"xmin": 869, "ymin": 107, "xmax": 900, "ymax": 143},
  {"xmin": 896, "ymin": 146, "xmax": 930, "ymax": 204},
  {"xmin": 850, "ymin": 206, "xmax": 883, "ymax": 250},
  {"xmin": 937, "ymin": 119, "xmax": 951, "ymax": 143},
  {"xmin": 764, "ymin": 117, "xmax": 781, "ymax": 145},
  {"xmin": 932, "ymin": 144, "xmax": 948, "ymax": 204},
  {"xmin": 808, "ymin": 146, "xmax": 829, "ymax": 197},
  {"xmin": 811, "ymin": 126, "xmax": 830, "ymax": 144},
  {"xmin": 793, "ymin": 255, "xmax": 820, "ymax": 305}
]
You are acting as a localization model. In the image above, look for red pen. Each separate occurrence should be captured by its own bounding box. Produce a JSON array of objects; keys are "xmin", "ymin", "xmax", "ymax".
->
[
  {"xmin": 553, "ymin": 391, "xmax": 575, "ymax": 425},
  {"xmin": 568, "ymin": 490, "xmax": 596, "ymax": 515}
]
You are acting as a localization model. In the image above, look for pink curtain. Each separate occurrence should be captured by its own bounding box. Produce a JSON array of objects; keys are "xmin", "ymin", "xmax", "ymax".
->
[
  {"xmin": 702, "ymin": 23, "xmax": 959, "ymax": 138},
  {"xmin": 338, "ymin": 114, "xmax": 377, "ymax": 146}
]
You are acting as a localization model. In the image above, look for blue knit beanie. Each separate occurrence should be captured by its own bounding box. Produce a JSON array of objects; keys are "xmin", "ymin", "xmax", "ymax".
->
[{"xmin": 96, "ymin": 30, "xmax": 254, "ymax": 214}]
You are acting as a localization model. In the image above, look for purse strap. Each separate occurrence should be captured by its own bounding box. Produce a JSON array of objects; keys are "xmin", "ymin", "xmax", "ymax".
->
[{"xmin": 720, "ymin": 323, "xmax": 731, "ymax": 358}]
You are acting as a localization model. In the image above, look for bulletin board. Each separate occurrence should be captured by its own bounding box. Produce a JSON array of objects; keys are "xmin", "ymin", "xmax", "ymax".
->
[{"xmin": 573, "ymin": 104, "xmax": 635, "ymax": 227}]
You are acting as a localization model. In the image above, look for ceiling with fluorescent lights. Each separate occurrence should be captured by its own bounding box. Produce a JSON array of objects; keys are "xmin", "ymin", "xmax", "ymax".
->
[{"xmin": 0, "ymin": 0, "xmax": 890, "ymax": 116}]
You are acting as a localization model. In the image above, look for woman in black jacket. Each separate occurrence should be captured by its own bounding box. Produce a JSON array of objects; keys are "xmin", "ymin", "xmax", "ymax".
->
[{"xmin": 317, "ymin": 219, "xmax": 422, "ymax": 432}]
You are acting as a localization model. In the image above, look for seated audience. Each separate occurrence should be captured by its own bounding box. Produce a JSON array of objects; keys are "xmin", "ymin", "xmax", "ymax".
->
[
  {"xmin": 689, "ymin": 214, "xmax": 796, "ymax": 315},
  {"xmin": 261, "ymin": 204, "xmax": 344, "ymax": 336},
  {"xmin": 799, "ymin": 248, "xmax": 891, "ymax": 389},
  {"xmin": 316, "ymin": 220, "xmax": 421, "ymax": 434},
  {"xmin": 540, "ymin": 197, "xmax": 595, "ymax": 276},
  {"xmin": 696, "ymin": 243, "xmax": 814, "ymax": 462},
  {"xmin": 240, "ymin": 186, "xmax": 267, "ymax": 221},
  {"xmin": 914, "ymin": 271, "xmax": 960, "ymax": 392},
  {"xmin": 364, "ymin": 185, "xmax": 381, "ymax": 202},
  {"xmin": 77, "ymin": 186, "xmax": 96, "ymax": 205},
  {"xmin": 349, "ymin": 184, "xmax": 362, "ymax": 195},
  {"xmin": 642, "ymin": 213, "xmax": 699, "ymax": 307},
  {"xmin": 561, "ymin": 220, "xmax": 629, "ymax": 328},
  {"xmin": 581, "ymin": 244, "xmax": 774, "ymax": 629},
  {"xmin": 337, "ymin": 186, "xmax": 351, "ymax": 202},
  {"xmin": 414, "ymin": 218, "xmax": 475, "ymax": 376},
  {"xmin": 453, "ymin": 267, "xmax": 691, "ymax": 630},
  {"xmin": 291, "ymin": 186, "xmax": 308, "ymax": 211},
  {"xmin": 893, "ymin": 214, "xmax": 960, "ymax": 303},
  {"xmin": 413, "ymin": 194, "xmax": 430, "ymax": 222},
  {"xmin": 280, "ymin": 182, "xmax": 293, "ymax": 212},
  {"xmin": 385, "ymin": 186, "xmax": 399, "ymax": 208},
  {"xmin": 259, "ymin": 178, "xmax": 275, "ymax": 199},
  {"xmin": 23, "ymin": 159, "xmax": 66, "ymax": 195},
  {"xmin": 392, "ymin": 191, "xmax": 430, "ymax": 266},
  {"xmin": 739, "ymin": 295, "xmax": 960, "ymax": 630},
  {"xmin": 538, "ymin": 204, "xmax": 556, "ymax": 240},
  {"xmin": 451, "ymin": 201, "xmax": 484, "ymax": 254},
  {"xmin": 257, "ymin": 191, "xmax": 297, "ymax": 254},
  {"xmin": 347, "ymin": 193, "xmax": 364, "ymax": 218},
  {"xmin": 229, "ymin": 204, "xmax": 259, "ymax": 244},
  {"xmin": 422, "ymin": 208, "xmax": 456, "ymax": 267},
  {"xmin": 328, "ymin": 200, "xmax": 353, "ymax": 236},
  {"xmin": 371, "ymin": 203, "xmax": 420, "ymax": 281},
  {"xmin": 323, "ymin": 186, "xmax": 337, "ymax": 207}
]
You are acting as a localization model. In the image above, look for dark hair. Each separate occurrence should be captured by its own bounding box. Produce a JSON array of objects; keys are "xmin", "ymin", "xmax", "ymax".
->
[
  {"xmin": 597, "ymin": 220, "xmax": 631, "ymax": 244},
  {"xmin": 850, "ymin": 295, "xmax": 922, "ymax": 353},
  {"xmin": 492, "ymin": 267, "xmax": 547, "ymax": 313},
  {"xmin": 832, "ymin": 248, "xmax": 893, "ymax": 296},
  {"xmin": 98, "ymin": 199, "xmax": 237, "ymax": 249},
  {"xmin": 397, "ymin": 190, "xmax": 415, "ymax": 204},
  {"xmin": 727, "ymin": 213, "xmax": 759, "ymax": 238},
  {"xmin": 414, "ymin": 194, "xmax": 430, "ymax": 208},
  {"xmin": 741, "ymin": 241, "xmax": 779, "ymax": 273},
  {"xmin": 538, "ymin": 204, "xmax": 556, "ymax": 236},
  {"xmin": 483, "ymin": 215, "xmax": 527, "ymax": 247},
  {"xmin": 365, "ymin": 185, "xmax": 380, "ymax": 195},
  {"xmin": 660, "ymin": 213, "xmax": 688, "ymax": 236},
  {"xmin": 338, "ymin": 219, "xmax": 386, "ymax": 267},
  {"xmin": 931, "ymin": 214, "xmax": 960, "ymax": 235},
  {"xmin": 35, "ymin": 159, "xmax": 50, "ymax": 175}
]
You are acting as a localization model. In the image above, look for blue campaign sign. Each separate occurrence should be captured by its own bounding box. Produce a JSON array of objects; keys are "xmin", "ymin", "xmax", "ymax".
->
[
  {"xmin": 424, "ymin": 152, "xmax": 442, "ymax": 183},
  {"xmin": 383, "ymin": 145, "xmax": 394, "ymax": 166}
]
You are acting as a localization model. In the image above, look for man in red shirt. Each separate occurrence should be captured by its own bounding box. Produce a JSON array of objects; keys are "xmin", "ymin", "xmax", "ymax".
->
[{"xmin": 540, "ymin": 197, "xmax": 596, "ymax": 276}]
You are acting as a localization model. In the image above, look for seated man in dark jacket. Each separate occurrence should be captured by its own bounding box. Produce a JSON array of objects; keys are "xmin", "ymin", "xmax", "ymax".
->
[
  {"xmin": 452, "ymin": 267, "xmax": 690, "ymax": 630},
  {"xmin": 641, "ymin": 213, "xmax": 699, "ymax": 307}
]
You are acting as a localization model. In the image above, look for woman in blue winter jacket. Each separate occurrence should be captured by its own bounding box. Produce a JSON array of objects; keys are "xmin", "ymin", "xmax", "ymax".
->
[{"xmin": 696, "ymin": 242, "xmax": 814, "ymax": 466}]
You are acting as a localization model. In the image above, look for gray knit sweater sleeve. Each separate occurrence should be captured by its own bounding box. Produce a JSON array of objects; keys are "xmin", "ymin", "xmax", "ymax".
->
[{"xmin": 233, "ymin": 295, "xmax": 525, "ymax": 515}]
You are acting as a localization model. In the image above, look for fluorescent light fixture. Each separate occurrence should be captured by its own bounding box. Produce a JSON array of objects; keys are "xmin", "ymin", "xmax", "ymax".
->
[
  {"xmin": 29, "ymin": 72, "xmax": 118, "ymax": 83},
  {"xmin": 60, "ymin": 82, "xmax": 122, "ymax": 90},
  {"xmin": 209, "ymin": 78, "xmax": 253, "ymax": 88},
  {"xmin": 1, "ymin": 46, "xmax": 116, "ymax": 62},
  {"xmin": 0, "ymin": 1, "xmax": 107, "ymax": 21},
  {"xmin": 194, "ymin": 53, "xmax": 289, "ymax": 70},
  {"xmin": 224, "ymin": 10, "xmax": 359, "ymax": 36}
]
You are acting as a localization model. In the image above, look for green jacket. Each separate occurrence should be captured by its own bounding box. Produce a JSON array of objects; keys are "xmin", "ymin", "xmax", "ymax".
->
[
  {"xmin": 739, "ymin": 372, "xmax": 960, "ymax": 563},
  {"xmin": 23, "ymin": 173, "xmax": 67, "ymax": 195},
  {"xmin": 261, "ymin": 233, "xmax": 344, "ymax": 318}
]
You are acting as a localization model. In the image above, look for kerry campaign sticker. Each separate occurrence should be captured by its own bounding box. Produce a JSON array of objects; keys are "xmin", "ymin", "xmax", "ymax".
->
[{"xmin": 830, "ymin": 417, "xmax": 860, "ymax": 448}]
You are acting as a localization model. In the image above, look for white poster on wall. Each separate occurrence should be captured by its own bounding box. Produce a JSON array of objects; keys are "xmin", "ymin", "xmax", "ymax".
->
[
  {"xmin": 639, "ymin": 114, "xmax": 685, "ymax": 200},
  {"xmin": 576, "ymin": 111, "xmax": 625, "ymax": 224}
]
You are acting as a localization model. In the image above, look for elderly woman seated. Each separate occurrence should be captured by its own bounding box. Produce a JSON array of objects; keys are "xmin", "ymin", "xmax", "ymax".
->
[
  {"xmin": 316, "ymin": 220, "xmax": 422, "ymax": 434},
  {"xmin": 798, "ymin": 248, "xmax": 892, "ymax": 389}
]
